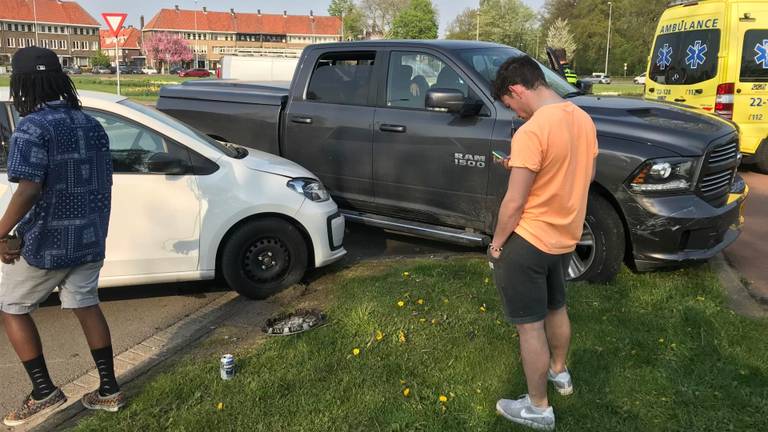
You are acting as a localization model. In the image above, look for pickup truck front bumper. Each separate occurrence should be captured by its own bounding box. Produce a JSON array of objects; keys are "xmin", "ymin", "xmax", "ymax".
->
[{"xmin": 626, "ymin": 174, "xmax": 748, "ymax": 272}]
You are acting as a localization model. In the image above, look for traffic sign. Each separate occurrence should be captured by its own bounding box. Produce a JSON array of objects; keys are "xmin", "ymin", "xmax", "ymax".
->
[{"xmin": 102, "ymin": 13, "xmax": 127, "ymax": 37}]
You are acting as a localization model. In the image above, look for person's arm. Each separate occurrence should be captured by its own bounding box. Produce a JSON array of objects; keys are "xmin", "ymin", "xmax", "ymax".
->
[
  {"xmin": 0, "ymin": 180, "xmax": 42, "ymax": 238},
  {"xmin": 489, "ymin": 167, "xmax": 537, "ymax": 257}
]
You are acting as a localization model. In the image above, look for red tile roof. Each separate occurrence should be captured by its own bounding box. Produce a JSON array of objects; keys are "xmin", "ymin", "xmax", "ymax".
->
[
  {"xmin": 144, "ymin": 8, "xmax": 341, "ymax": 36},
  {"xmin": 100, "ymin": 27, "xmax": 141, "ymax": 49},
  {"xmin": 0, "ymin": 0, "xmax": 99, "ymax": 26}
]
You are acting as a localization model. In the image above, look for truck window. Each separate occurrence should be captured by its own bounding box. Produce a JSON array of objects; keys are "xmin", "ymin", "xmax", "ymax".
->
[
  {"xmin": 740, "ymin": 30, "xmax": 768, "ymax": 83},
  {"xmin": 306, "ymin": 51, "xmax": 375, "ymax": 106},
  {"xmin": 649, "ymin": 29, "xmax": 721, "ymax": 85},
  {"xmin": 386, "ymin": 51, "xmax": 468, "ymax": 109}
]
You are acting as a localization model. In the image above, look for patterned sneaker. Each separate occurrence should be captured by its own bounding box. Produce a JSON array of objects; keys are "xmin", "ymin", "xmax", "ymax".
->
[
  {"xmin": 548, "ymin": 367, "xmax": 574, "ymax": 396},
  {"xmin": 3, "ymin": 388, "xmax": 67, "ymax": 427},
  {"xmin": 496, "ymin": 395, "xmax": 555, "ymax": 431},
  {"xmin": 81, "ymin": 390, "xmax": 126, "ymax": 412}
]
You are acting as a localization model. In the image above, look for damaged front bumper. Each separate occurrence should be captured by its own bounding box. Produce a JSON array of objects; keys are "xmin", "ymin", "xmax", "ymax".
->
[{"xmin": 625, "ymin": 174, "xmax": 749, "ymax": 272}]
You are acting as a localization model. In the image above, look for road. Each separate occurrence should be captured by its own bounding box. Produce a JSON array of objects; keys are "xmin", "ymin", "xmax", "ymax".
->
[{"xmin": 726, "ymin": 168, "xmax": 768, "ymax": 303}]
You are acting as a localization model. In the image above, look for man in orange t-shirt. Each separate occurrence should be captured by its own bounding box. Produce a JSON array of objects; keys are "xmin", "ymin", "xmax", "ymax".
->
[{"xmin": 488, "ymin": 56, "xmax": 598, "ymax": 431}]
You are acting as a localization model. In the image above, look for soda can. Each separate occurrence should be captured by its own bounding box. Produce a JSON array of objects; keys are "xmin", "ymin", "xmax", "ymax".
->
[{"xmin": 220, "ymin": 354, "xmax": 235, "ymax": 380}]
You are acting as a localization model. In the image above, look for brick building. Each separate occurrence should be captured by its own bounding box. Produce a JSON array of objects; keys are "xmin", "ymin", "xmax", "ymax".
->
[
  {"xmin": 100, "ymin": 26, "xmax": 144, "ymax": 67},
  {"xmin": 0, "ymin": 0, "xmax": 100, "ymax": 67},
  {"xmin": 142, "ymin": 6, "xmax": 341, "ymax": 69}
]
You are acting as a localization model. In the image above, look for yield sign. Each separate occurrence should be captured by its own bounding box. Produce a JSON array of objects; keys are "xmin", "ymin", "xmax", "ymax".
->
[{"xmin": 102, "ymin": 13, "xmax": 127, "ymax": 37}]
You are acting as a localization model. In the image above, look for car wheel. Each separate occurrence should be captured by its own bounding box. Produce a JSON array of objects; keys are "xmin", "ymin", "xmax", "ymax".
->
[
  {"xmin": 754, "ymin": 139, "xmax": 768, "ymax": 174},
  {"xmin": 567, "ymin": 193, "xmax": 625, "ymax": 283},
  {"xmin": 220, "ymin": 218, "xmax": 309, "ymax": 300}
]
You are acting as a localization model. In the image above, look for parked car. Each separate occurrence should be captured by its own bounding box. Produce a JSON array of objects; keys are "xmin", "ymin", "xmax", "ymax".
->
[
  {"xmin": 179, "ymin": 68, "xmax": 211, "ymax": 78},
  {"xmin": 63, "ymin": 66, "xmax": 82, "ymax": 75},
  {"xmin": 142, "ymin": 67, "xmax": 158, "ymax": 75},
  {"xmin": 582, "ymin": 72, "xmax": 612, "ymax": 84},
  {"xmin": 0, "ymin": 89, "xmax": 346, "ymax": 299},
  {"xmin": 92, "ymin": 66, "xmax": 113, "ymax": 74},
  {"xmin": 633, "ymin": 72, "xmax": 646, "ymax": 85},
  {"xmin": 169, "ymin": 66, "xmax": 183, "ymax": 75},
  {"xmin": 157, "ymin": 40, "xmax": 748, "ymax": 283}
]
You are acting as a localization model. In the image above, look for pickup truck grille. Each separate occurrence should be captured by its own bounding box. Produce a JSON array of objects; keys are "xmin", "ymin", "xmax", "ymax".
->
[{"xmin": 696, "ymin": 140, "xmax": 739, "ymax": 207}]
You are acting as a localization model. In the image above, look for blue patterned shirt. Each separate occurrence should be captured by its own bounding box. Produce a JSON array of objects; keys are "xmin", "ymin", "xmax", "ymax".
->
[{"xmin": 7, "ymin": 101, "xmax": 113, "ymax": 269}]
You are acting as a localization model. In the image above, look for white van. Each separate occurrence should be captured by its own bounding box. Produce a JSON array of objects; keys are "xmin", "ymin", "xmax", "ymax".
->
[{"xmin": 219, "ymin": 56, "xmax": 299, "ymax": 81}]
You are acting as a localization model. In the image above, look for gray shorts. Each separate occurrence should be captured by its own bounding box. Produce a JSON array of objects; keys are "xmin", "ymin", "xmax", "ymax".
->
[{"xmin": 0, "ymin": 258, "xmax": 103, "ymax": 314}]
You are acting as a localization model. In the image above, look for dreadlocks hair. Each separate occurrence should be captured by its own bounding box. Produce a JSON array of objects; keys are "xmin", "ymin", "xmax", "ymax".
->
[{"xmin": 10, "ymin": 70, "xmax": 81, "ymax": 117}]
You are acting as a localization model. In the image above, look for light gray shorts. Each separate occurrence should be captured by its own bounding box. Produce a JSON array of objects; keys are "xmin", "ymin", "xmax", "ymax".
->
[{"xmin": 0, "ymin": 258, "xmax": 103, "ymax": 314}]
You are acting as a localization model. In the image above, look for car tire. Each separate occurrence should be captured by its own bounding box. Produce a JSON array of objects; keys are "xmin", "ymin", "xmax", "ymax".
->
[
  {"xmin": 568, "ymin": 193, "xmax": 625, "ymax": 284},
  {"xmin": 220, "ymin": 218, "xmax": 309, "ymax": 300},
  {"xmin": 754, "ymin": 139, "xmax": 768, "ymax": 174}
]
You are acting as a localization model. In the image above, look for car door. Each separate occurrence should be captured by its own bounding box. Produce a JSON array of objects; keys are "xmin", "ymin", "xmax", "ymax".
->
[
  {"xmin": 282, "ymin": 50, "xmax": 377, "ymax": 209},
  {"xmin": 372, "ymin": 49, "xmax": 495, "ymax": 230},
  {"xmin": 85, "ymin": 109, "xmax": 202, "ymax": 278}
]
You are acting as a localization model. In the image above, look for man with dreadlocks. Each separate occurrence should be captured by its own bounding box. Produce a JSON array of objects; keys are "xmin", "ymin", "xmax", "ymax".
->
[{"xmin": 0, "ymin": 47, "xmax": 124, "ymax": 426}]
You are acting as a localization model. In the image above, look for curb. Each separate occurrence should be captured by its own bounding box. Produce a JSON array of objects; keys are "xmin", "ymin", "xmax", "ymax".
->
[
  {"xmin": 710, "ymin": 253, "xmax": 768, "ymax": 319},
  {"xmin": 21, "ymin": 291, "xmax": 241, "ymax": 432}
]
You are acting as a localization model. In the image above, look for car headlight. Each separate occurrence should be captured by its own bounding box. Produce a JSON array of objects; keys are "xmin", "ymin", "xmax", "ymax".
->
[
  {"xmin": 286, "ymin": 178, "xmax": 330, "ymax": 202},
  {"xmin": 628, "ymin": 158, "xmax": 696, "ymax": 193}
]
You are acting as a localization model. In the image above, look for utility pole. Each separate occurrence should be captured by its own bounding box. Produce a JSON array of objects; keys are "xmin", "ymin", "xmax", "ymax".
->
[
  {"xmin": 193, "ymin": 0, "xmax": 199, "ymax": 68},
  {"xmin": 475, "ymin": 10, "xmax": 480, "ymax": 41},
  {"xmin": 32, "ymin": 0, "xmax": 39, "ymax": 45},
  {"xmin": 604, "ymin": 1, "xmax": 613, "ymax": 75}
]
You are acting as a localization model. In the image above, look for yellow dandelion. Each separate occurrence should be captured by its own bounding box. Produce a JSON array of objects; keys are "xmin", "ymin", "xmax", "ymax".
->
[
  {"xmin": 443, "ymin": 298, "xmax": 449, "ymax": 304},
  {"xmin": 431, "ymin": 319, "xmax": 439, "ymax": 325},
  {"xmin": 439, "ymin": 395, "xmax": 448, "ymax": 403},
  {"xmin": 375, "ymin": 330, "xmax": 384, "ymax": 341},
  {"xmin": 403, "ymin": 272, "xmax": 411, "ymax": 279},
  {"xmin": 217, "ymin": 402, "xmax": 224, "ymax": 410},
  {"xmin": 400, "ymin": 379, "xmax": 407, "ymax": 385},
  {"xmin": 352, "ymin": 348, "xmax": 361, "ymax": 356},
  {"xmin": 417, "ymin": 299, "xmax": 425, "ymax": 305},
  {"xmin": 398, "ymin": 330, "xmax": 407, "ymax": 343},
  {"xmin": 484, "ymin": 277, "xmax": 490, "ymax": 284},
  {"xmin": 403, "ymin": 387, "xmax": 411, "ymax": 397},
  {"xmin": 658, "ymin": 338, "xmax": 665, "ymax": 343},
  {"xmin": 480, "ymin": 305, "xmax": 487, "ymax": 313},
  {"xmin": 397, "ymin": 300, "xmax": 405, "ymax": 308},
  {"xmin": 419, "ymin": 318, "xmax": 426, "ymax": 323}
]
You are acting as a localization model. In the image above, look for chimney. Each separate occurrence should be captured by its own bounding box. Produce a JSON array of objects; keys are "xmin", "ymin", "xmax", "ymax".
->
[
  {"xmin": 140, "ymin": 15, "xmax": 145, "ymax": 29},
  {"xmin": 257, "ymin": 9, "xmax": 261, "ymax": 16},
  {"xmin": 283, "ymin": 10, "xmax": 287, "ymax": 17},
  {"xmin": 230, "ymin": 8, "xmax": 235, "ymax": 16},
  {"xmin": 310, "ymin": 10, "xmax": 314, "ymax": 20},
  {"xmin": 202, "ymin": 6, "xmax": 207, "ymax": 13},
  {"xmin": 174, "ymin": 5, "xmax": 179, "ymax": 12}
]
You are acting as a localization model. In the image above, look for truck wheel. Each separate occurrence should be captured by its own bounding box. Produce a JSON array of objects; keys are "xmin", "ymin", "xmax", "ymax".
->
[
  {"xmin": 754, "ymin": 139, "xmax": 768, "ymax": 174},
  {"xmin": 567, "ymin": 193, "xmax": 625, "ymax": 284},
  {"xmin": 220, "ymin": 218, "xmax": 309, "ymax": 300}
]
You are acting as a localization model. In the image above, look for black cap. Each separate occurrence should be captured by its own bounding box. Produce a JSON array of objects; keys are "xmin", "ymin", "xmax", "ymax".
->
[{"xmin": 11, "ymin": 47, "xmax": 63, "ymax": 74}]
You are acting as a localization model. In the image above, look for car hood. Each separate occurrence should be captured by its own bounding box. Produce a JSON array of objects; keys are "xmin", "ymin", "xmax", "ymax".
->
[
  {"xmin": 571, "ymin": 95, "xmax": 736, "ymax": 156},
  {"xmin": 240, "ymin": 148, "xmax": 317, "ymax": 179}
]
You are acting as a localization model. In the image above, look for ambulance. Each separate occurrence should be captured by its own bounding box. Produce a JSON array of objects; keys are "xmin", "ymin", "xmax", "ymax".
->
[{"xmin": 645, "ymin": 0, "xmax": 768, "ymax": 172}]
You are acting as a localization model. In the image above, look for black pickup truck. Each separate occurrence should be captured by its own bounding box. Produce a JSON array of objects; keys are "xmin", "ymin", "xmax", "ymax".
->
[{"xmin": 157, "ymin": 40, "xmax": 748, "ymax": 283}]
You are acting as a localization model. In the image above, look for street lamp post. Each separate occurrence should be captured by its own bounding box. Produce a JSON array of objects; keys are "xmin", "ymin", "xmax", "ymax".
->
[
  {"xmin": 193, "ymin": 0, "xmax": 198, "ymax": 68},
  {"xmin": 475, "ymin": 10, "xmax": 480, "ymax": 41},
  {"xmin": 604, "ymin": 1, "xmax": 613, "ymax": 75},
  {"xmin": 32, "ymin": 0, "xmax": 39, "ymax": 45}
]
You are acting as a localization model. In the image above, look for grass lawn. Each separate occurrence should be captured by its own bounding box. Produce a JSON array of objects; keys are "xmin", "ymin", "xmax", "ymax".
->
[{"xmin": 72, "ymin": 258, "xmax": 768, "ymax": 432}]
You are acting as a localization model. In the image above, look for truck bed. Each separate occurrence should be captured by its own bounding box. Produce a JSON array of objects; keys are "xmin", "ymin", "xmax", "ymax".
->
[{"xmin": 157, "ymin": 81, "xmax": 290, "ymax": 155}]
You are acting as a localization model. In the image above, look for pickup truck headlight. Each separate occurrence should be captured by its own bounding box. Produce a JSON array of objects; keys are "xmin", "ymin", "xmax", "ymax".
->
[
  {"xmin": 628, "ymin": 158, "xmax": 696, "ymax": 193},
  {"xmin": 286, "ymin": 178, "xmax": 330, "ymax": 202}
]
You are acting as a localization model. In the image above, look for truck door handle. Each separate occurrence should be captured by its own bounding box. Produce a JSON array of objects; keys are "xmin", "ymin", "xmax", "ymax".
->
[
  {"xmin": 674, "ymin": 97, "xmax": 687, "ymax": 103},
  {"xmin": 380, "ymin": 124, "xmax": 406, "ymax": 133},
  {"xmin": 290, "ymin": 116, "xmax": 313, "ymax": 124}
]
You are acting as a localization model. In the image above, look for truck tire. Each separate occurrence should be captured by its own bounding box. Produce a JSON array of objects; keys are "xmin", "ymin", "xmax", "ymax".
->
[
  {"xmin": 754, "ymin": 139, "xmax": 768, "ymax": 174},
  {"xmin": 220, "ymin": 218, "xmax": 309, "ymax": 300},
  {"xmin": 568, "ymin": 193, "xmax": 625, "ymax": 284}
]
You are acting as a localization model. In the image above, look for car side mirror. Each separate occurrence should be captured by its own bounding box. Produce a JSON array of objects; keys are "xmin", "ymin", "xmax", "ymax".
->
[
  {"xmin": 147, "ymin": 152, "xmax": 190, "ymax": 175},
  {"xmin": 577, "ymin": 80, "xmax": 593, "ymax": 95},
  {"xmin": 426, "ymin": 88, "xmax": 483, "ymax": 117}
]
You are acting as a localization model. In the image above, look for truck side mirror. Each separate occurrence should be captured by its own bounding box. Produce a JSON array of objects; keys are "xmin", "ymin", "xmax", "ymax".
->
[
  {"xmin": 577, "ymin": 80, "xmax": 593, "ymax": 95},
  {"xmin": 426, "ymin": 89, "xmax": 482, "ymax": 117}
]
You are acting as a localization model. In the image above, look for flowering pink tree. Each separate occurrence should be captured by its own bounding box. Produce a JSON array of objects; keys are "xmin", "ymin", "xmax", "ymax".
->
[{"xmin": 143, "ymin": 32, "xmax": 193, "ymax": 73}]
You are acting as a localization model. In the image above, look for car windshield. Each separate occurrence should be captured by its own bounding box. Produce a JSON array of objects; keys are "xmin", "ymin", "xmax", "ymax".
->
[
  {"xmin": 456, "ymin": 47, "xmax": 579, "ymax": 98},
  {"xmin": 118, "ymin": 100, "xmax": 242, "ymax": 158}
]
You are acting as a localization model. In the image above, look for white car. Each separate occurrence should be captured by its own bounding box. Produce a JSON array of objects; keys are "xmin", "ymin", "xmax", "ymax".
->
[
  {"xmin": 0, "ymin": 90, "xmax": 346, "ymax": 299},
  {"xmin": 141, "ymin": 67, "xmax": 158, "ymax": 75},
  {"xmin": 633, "ymin": 73, "xmax": 646, "ymax": 85},
  {"xmin": 582, "ymin": 73, "xmax": 612, "ymax": 85}
]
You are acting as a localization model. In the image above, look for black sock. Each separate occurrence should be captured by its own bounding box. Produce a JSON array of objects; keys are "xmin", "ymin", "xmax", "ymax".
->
[
  {"xmin": 22, "ymin": 355, "xmax": 56, "ymax": 401},
  {"xmin": 90, "ymin": 346, "xmax": 120, "ymax": 397}
]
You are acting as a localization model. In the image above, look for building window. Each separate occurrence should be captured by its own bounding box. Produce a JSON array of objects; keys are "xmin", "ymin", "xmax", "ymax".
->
[
  {"xmin": 92, "ymin": 41, "xmax": 98, "ymax": 51},
  {"xmin": 7, "ymin": 38, "xmax": 13, "ymax": 48}
]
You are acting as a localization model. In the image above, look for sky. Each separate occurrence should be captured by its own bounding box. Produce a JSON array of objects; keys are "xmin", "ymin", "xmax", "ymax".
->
[{"xmin": 76, "ymin": 0, "xmax": 546, "ymax": 35}]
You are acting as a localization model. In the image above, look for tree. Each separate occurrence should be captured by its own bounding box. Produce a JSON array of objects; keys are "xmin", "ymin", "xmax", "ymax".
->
[
  {"xmin": 390, "ymin": 0, "xmax": 438, "ymax": 40},
  {"xmin": 546, "ymin": 18, "xmax": 577, "ymax": 61},
  {"xmin": 445, "ymin": 7, "xmax": 479, "ymax": 41},
  {"xmin": 143, "ymin": 32, "xmax": 193, "ymax": 74},
  {"xmin": 358, "ymin": 0, "xmax": 409, "ymax": 36},
  {"xmin": 91, "ymin": 51, "xmax": 111, "ymax": 68},
  {"xmin": 477, "ymin": 0, "xmax": 537, "ymax": 51},
  {"xmin": 328, "ymin": 0, "xmax": 365, "ymax": 40}
]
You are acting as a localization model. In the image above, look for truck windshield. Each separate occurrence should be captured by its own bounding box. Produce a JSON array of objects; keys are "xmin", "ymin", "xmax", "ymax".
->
[
  {"xmin": 649, "ymin": 29, "xmax": 721, "ymax": 85},
  {"xmin": 118, "ymin": 100, "xmax": 241, "ymax": 158},
  {"xmin": 456, "ymin": 47, "xmax": 578, "ymax": 97}
]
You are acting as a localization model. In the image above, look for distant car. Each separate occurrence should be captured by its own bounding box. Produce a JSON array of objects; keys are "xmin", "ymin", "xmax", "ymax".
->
[
  {"xmin": 633, "ymin": 72, "xmax": 646, "ymax": 85},
  {"xmin": 179, "ymin": 68, "xmax": 211, "ymax": 78},
  {"xmin": 142, "ymin": 67, "xmax": 158, "ymax": 75},
  {"xmin": 92, "ymin": 66, "xmax": 113, "ymax": 74},
  {"xmin": 582, "ymin": 73, "xmax": 611, "ymax": 85},
  {"xmin": 63, "ymin": 66, "xmax": 82, "ymax": 75},
  {"xmin": 169, "ymin": 66, "xmax": 183, "ymax": 75}
]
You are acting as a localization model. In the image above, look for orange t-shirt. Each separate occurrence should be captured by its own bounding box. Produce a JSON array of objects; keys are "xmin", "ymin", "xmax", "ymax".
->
[{"xmin": 508, "ymin": 101, "xmax": 598, "ymax": 255}]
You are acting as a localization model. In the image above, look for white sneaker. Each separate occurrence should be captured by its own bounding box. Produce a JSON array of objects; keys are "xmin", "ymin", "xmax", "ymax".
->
[
  {"xmin": 496, "ymin": 395, "xmax": 555, "ymax": 431},
  {"xmin": 548, "ymin": 367, "xmax": 573, "ymax": 396}
]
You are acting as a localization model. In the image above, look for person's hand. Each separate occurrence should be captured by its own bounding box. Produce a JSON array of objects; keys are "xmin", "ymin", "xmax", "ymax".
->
[
  {"xmin": 487, "ymin": 244, "xmax": 503, "ymax": 260},
  {"xmin": 493, "ymin": 157, "xmax": 511, "ymax": 170},
  {"xmin": 0, "ymin": 241, "xmax": 20, "ymax": 265},
  {"xmin": 410, "ymin": 83, "xmax": 421, "ymax": 97}
]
